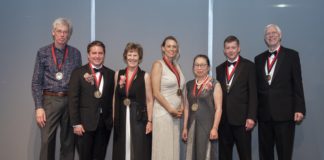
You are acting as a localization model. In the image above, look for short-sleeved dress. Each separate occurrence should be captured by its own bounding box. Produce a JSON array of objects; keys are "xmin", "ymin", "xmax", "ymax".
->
[
  {"xmin": 185, "ymin": 78, "xmax": 219, "ymax": 160},
  {"xmin": 152, "ymin": 60, "xmax": 185, "ymax": 160},
  {"xmin": 113, "ymin": 67, "xmax": 151, "ymax": 160}
]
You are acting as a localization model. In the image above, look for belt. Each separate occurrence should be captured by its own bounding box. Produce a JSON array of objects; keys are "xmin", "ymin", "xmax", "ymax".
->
[{"xmin": 43, "ymin": 91, "xmax": 68, "ymax": 97}]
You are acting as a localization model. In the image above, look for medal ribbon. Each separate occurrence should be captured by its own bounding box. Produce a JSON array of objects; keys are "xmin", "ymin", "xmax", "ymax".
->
[
  {"xmin": 125, "ymin": 67, "xmax": 138, "ymax": 96},
  {"xmin": 267, "ymin": 47, "xmax": 281, "ymax": 74},
  {"xmin": 51, "ymin": 44, "xmax": 68, "ymax": 72},
  {"xmin": 163, "ymin": 56, "xmax": 180, "ymax": 88},
  {"xmin": 89, "ymin": 64, "xmax": 103, "ymax": 90},
  {"xmin": 225, "ymin": 56, "xmax": 240, "ymax": 82},
  {"xmin": 192, "ymin": 76, "xmax": 209, "ymax": 97}
]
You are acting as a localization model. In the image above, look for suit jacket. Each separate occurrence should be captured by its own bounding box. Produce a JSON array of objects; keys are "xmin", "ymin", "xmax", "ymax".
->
[
  {"xmin": 216, "ymin": 56, "xmax": 258, "ymax": 126},
  {"xmin": 254, "ymin": 46, "xmax": 306, "ymax": 122},
  {"xmin": 69, "ymin": 63, "xmax": 115, "ymax": 131}
]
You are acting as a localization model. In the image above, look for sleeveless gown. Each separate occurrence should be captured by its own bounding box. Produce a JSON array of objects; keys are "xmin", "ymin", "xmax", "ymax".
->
[
  {"xmin": 113, "ymin": 68, "xmax": 151, "ymax": 160},
  {"xmin": 152, "ymin": 60, "xmax": 185, "ymax": 160},
  {"xmin": 185, "ymin": 78, "xmax": 219, "ymax": 160}
]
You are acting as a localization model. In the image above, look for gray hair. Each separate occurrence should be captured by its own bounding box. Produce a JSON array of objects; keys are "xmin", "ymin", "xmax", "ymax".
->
[
  {"xmin": 52, "ymin": 17, "xmax": 73, "ymax": 40},
  {"xmin": 264, "ymin": 24, "xmax": 282, "ymax": 38}
]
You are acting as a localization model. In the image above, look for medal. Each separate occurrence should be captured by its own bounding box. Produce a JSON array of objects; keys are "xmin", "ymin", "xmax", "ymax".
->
[
  {"xmin": 123, "ymin": 98, "xmax": 131, "ymax": 106},
  {"xmin": 123, "ymin": 67, "xmax": 138, "ymax": 107},
  {"xmin": 89, "ymin": 64, "xmax": 103, "ymax": 99},
  {"xmin": 191, "ymin": 103, "xmax": 199, "ymax": 111},
  {"xmin": 177, "ymin": 89, "xmax": 182, "ymax": 96},
  {"xmin": 266, "ymin": 47, "xmax": 280, "ymax": 79},
  {"xmin": 163, "ymin": 56, "xmax": 182, "ymax": 97},
  {"xmin": 55, "ymin": 72, "xmax": 63, "ymax": 80},
  {"xmin": 94, "ymin": 90, "xmax": 102, "ymax": 98},
  {"xmin": 226, "ymin": 84, "xmax": 230, "ymax": 93},
  {"xmin": 51, "ymin": 44, "xmax": 68, "ymax": 81}
]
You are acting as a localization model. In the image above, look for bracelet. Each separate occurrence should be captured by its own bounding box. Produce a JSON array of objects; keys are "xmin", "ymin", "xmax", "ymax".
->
[{"xmin": 147, "ymin": 120, "xmax": 152, "ymax": 123}]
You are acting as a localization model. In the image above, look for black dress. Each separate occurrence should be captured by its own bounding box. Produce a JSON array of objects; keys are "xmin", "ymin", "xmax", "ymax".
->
[{"xmin": 113, "ymin": 67, "xmax": 152, "ymax": 160}]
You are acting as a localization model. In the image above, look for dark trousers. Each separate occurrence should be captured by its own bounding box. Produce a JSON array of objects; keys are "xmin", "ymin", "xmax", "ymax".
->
[
  {"xmin": 40, "ymin": 96, "xmax": 75, "ymax": 160},
  {"xmin": 77, "ymin": 115, "xmax": 112, "ymax": 160},
  {"xmin": 219, "ymin": 121, "xmax": 252, "ymax": 160},
  {"xmin": 258, "ymin": 121, "xmax": 295, "ymax": 160}
]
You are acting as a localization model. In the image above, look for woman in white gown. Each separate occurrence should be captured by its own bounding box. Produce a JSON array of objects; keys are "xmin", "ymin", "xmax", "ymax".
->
[{"xmin": 151, "ymin": 36, "xmax": 185, "ymax": 160}]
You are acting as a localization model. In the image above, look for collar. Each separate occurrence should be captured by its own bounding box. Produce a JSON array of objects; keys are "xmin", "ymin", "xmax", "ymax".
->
[
  {"xmin": 268, "ymin": 45, "xmax": 281, "ymax": 53},
  {"xmin": 227, "ymin": 56, "xmax": 239, "ymax": 63}
]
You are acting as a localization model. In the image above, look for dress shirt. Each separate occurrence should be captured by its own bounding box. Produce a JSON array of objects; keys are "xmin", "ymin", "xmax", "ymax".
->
[
  {"xmin": 265, "ymin": 46, "xmax": 280, "ymax": 84},
  {"xmin": 32, "ymin": 43, "xmax": 82, "ymax": 109},
  {"xmin": 226, "ymin": 56, "xmax": 239, "ymax": 86}
]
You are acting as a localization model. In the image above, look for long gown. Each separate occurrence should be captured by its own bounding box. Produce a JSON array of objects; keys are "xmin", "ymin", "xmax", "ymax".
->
[
  {"xmin": 152, "ymin": 60, "xmax": 185, "ymax": 160},
  {"xmin": 113, "ymin": 67, "xmax": 151, "ymax": 160},
  {"xmin": 185, "ymin": 78, "xmax": 219, "ymax": 160}
]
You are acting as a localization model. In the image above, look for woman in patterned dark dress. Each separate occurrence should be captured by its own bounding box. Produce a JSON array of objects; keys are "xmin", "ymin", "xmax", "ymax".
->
[
  {"xmin": 182, "ymin": 54, "xmax": 222, "ymax": 160},
  {"xmin": 113, "ymin": 42, "xmax": 153, "ymax": 160}
]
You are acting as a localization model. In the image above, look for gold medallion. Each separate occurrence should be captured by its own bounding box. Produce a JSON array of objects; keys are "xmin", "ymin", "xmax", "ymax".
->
[
  {"xmin": 123, "ymin": 98, "xmax": 131, "ymax": 106},
  {"xmin": 177, "ymin": 89, "xmax": 182, "ymax": 96},
  {"xmin": 191, "ymin": 103, "xmax": 199, "ymax": 111},
  {"xmin": 94, "ymin": 90, "xmax": 102, "ymax": 98}
]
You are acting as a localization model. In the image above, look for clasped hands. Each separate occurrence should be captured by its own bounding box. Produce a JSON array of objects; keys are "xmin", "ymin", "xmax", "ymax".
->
[{"xmin": 168, "ymin": 106, "xmax": 183, "ymax": 118}]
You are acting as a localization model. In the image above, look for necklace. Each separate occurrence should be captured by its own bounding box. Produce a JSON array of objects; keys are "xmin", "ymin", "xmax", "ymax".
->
[{"xmin": 195, "ymin": 75, "xmax": 208, "ymax": 86}]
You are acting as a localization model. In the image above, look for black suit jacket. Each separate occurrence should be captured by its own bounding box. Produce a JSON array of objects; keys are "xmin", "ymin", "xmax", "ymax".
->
[
  {"xmin": 68, "ymin": 64, "xmax": 115, "ymax": 131},
  {"xmin": 254, "ymin": 46, "xmax": 306, "ymax": 122},
  {"xmin": 216, "ymin": 56, "xmax": 258, "ymax": 126}
]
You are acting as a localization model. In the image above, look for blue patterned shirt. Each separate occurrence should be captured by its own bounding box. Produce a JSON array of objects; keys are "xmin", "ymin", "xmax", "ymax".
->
[{"xmin": 32, "ymin": 43, "xmax": 82, "ymax": 109}]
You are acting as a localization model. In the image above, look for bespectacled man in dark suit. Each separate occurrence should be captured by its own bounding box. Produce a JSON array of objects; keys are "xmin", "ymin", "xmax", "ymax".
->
[{"xmin": 254, "ymin": 24, "xmax": 306, "ymax": 160}]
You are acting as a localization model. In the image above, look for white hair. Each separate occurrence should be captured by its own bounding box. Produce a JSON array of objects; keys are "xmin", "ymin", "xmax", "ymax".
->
[
  {"xmin": 264, "ymin": 24, "xmax": 282, "ymax": 38},
  {"xmin": 52, "ymin": 17, "xmax": 73, "ymax": 40}
]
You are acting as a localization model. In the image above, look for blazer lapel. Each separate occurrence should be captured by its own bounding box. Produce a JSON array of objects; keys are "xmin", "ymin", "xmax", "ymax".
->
[
  {"xmin": 229, "ymin": 57, "xmax": 244, "ymax": 91},
  {"xmin": 271, "ymin": 47, "xmax": 286, "ymax": 83},
  {"xmin": 219, "ymin": 63, "xmax": 227, "ymax": 92},
  {"xmin": 260, "ymin": 53, "xmax": 268, "ymax": 82},
  {"xmin": 100, "ymin": 69, "xmax": 107, "ymax": 96}
]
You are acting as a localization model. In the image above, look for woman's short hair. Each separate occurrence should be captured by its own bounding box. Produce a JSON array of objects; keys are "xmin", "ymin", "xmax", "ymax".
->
[{"xmin": 123, "ymin": 42, "xmax": 143, "ymax": 64}]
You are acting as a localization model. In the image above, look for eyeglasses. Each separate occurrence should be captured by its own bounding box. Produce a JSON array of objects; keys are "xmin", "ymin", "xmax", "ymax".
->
[
  {"xmin": 265, "ymin": 32, "xmax": 279, "ymax": 37},
  {"xmin": 194, "ymin": 63, "xmax": 208, "ymax": 68},
  {"xmin": 55, "ymin": 29, "xmax": 69, "ymax": 35}
]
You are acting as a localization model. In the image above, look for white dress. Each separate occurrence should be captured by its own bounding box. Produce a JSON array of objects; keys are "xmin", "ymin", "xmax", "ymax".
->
[{"xmin": 152, "ymin": 60, "xmax": 185, "ymax": 160}]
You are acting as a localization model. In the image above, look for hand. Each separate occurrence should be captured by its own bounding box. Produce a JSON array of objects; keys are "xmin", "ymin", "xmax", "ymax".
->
[
  {"xmin": 35, "ymin": 108, "xmax": 46, "ymax": 128},
  {"xmin": 294, "ymin": 112, "xmax": 304, "ymax": 122},
  {"xmin": 73, "ymin": 125, "xmax": 85, "ymax": 136},
  {"xmin": 182, "ymin": 128, "xmax": 188, "ymax": 142},
  {"xmin": 176, "ymin": 107, "xmax": 184, "ymax": 118},
  {"xmin": 169, "ymin": 107, "xmax": 183, "ymax": 118},
  {"xmin": 245, "ymin": 119, "xmax": 255, "ymax": 131},
  {"xmin": 145, "ymin": 122, "xmax": 152, "ymax": 134},
  {"xmin": 209, "ymin": 128, "xmax": 218, "ymax": 140}
]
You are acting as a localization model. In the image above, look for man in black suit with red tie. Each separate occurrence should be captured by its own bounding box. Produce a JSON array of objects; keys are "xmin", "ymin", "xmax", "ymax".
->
[
  {"xmin": 68, "ymin": 40, "xmax": 115, "ymax": 160},
  {"xmin": 254, "ymin": 24, "xmax": 306, "ymax": 160},
  {"xmin": 216, "ymin": 35, "xmax": 258, "ymax": 160}
]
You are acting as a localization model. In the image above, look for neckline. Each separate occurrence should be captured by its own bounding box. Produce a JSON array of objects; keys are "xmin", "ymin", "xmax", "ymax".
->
[{"xmin": 195, "ymin": 75, "xmax": 208, "ymax": 86}]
